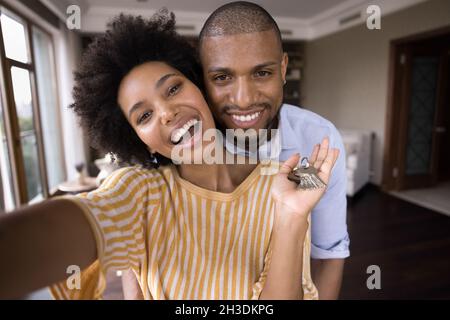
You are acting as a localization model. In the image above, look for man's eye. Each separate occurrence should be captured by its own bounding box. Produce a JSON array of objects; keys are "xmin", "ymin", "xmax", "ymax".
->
[
  {"xmin": 138, "ymin": 111, "xmax": 152, "ymax": 124},
  {"xmin": 168, "ymin": 84, "xmax": 181, "ymax": 96},
  {"xmin": 255, "ymin": 71, "xmax": 271, "ymax": 77},
  {"xmin": 213, "ymin": 74, "xmax": 230, "ymax": 82}
]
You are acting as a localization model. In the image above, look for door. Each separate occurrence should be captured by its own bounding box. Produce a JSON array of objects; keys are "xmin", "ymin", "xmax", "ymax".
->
[
  {"xmin": 437, "ymin": 54, "xmax": 450, "ymax": 182},
  {"xmin": 396, "ymin": 36, "xmax": 449, "ymax": 190}
]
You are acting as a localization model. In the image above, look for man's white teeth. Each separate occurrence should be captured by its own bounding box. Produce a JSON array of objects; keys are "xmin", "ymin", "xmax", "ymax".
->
[
  {"xmin": 231, "ymin": 112, "xmax": 261, "ymax": 122},
  {"xmin": 171, "ymin": 118, "xmax": 198, "ymax": 144}
]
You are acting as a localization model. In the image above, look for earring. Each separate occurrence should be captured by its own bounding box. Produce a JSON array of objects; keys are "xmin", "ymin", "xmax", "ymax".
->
[
  {"xmin": 109, "ymin": 152, "xmax": 116, "ymax": 163},
  {"xmin": 283, "ymin": 79, "xmax": 287, "ymax": 85},
  {"xmin": 149, "ymin": 152, "xmax": 158, "ymax": 164}
]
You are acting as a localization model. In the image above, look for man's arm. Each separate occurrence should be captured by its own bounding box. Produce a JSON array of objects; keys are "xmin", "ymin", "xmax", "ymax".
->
[
  {"xmin": 311, "ymin": 258, "xmax": 345, "ymax": 299},
  {"xmin": 0, "ymin": 199, "xmax": 97, "ymax": 299},
  {"xmin": 309, "ymin": 125, "xmax": 349, "ymax": 300}
]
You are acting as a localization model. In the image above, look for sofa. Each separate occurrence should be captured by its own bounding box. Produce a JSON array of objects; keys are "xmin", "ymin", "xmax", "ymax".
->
[{"xmin": 338, "ymin": 129, "xmax": 373, "ymax": 197}]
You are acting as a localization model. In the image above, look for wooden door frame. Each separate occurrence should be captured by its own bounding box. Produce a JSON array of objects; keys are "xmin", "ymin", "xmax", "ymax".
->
[{"xmin": 382, "ymin": 26, "xmax": 450, "ymax": 192}]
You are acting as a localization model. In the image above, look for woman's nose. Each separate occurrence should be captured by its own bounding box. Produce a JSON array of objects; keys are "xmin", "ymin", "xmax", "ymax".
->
[{"xmin": 159, "ymin": 105, "xmax": 179, "ymax": 126}]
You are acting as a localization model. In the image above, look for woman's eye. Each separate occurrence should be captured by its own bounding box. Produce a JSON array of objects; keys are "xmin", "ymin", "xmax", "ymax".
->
[
  {"xmin": 168, "ymin": 84, "xmax": 181, "ymax": 96},
  {"xmin": 138, "ymin": 111, "xmax": 152, "ymax": 124}
]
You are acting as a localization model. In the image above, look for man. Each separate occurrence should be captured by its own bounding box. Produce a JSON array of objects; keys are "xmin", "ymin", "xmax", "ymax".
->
[
  {"xmin": 197, "ymin": 1, "xmax": 349, "ymax": 300},
  {"xmin": 123, "ymin": 1, "xmax": 349, "ymax": 300}
]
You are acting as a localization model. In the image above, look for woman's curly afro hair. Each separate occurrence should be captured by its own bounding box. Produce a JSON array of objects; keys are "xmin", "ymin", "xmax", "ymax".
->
[{"xmin": 70, "ymin": 10, "xmax": 203, "ymax": 168}]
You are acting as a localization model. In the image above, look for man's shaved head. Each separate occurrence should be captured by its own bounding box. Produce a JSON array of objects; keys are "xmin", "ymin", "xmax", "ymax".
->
[
  {"xmin": 199, "ymin": 1, "xmax": 288, "ymax": 134},
  {"xmin": 199, "ymin": 1, "xmax": 283, "ymax": 52}
]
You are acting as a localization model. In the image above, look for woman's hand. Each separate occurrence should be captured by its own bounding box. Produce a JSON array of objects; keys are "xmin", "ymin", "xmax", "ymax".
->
[{"xmin": 271, "ymin": 137, "xmax": 339, "ymax": 221}]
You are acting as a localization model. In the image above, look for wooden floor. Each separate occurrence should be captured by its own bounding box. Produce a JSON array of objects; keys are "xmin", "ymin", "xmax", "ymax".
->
[
  {"xmin": 104, "ymin": 185, "xmax": 450, "ymax": 300},
  {"xmin": 340, "ymin": 185, "xmax": 450, "ymax": 299}
]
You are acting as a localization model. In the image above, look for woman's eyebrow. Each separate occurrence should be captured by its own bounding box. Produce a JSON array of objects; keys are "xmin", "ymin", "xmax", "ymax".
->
[
  {"xmin": 128, "ymin": 101, "xmax": 144, "ymax": 119},
  {"xmin": 156, "ymin": 73, "xmax": 177, "ymax": 89},
  {"xmin": 128, "ymin": 73, "xmax": 177, "ymax": 119}
]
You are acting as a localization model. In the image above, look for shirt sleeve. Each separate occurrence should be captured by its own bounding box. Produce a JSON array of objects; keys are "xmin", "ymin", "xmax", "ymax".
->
[
  {"xmin": 49, "ymin": 166, "xmax": 161, "ymax": 299},
  {"xmin": 311, "ymin": 125, "xmax": 350, "ymax": 259}
]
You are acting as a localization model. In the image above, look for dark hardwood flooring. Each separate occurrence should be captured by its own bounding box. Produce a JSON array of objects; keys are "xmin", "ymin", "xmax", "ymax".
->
[
  {"xmin": 340, "ymin": 185, "xmax": 450, "ymax": 299},
  {"xmin": 103, "ymin": 185, "xmax": 450, "ymax": 300}
]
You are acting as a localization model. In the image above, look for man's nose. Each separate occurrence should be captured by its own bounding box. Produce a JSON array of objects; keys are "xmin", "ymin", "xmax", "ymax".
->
[{"xmin": 230, "ymin": 78, "xmax": 255, "ymax": 109}]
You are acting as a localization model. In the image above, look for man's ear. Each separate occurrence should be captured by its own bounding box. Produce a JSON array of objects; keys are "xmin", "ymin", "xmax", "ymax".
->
[{"xmin": 281, "ymin": 52, "xmax": 289, "ymax": 83}]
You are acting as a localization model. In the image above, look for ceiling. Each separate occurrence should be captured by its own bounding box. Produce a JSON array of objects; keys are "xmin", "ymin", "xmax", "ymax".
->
[
  {"xmin": 42, "ymin": 0, "xmax": 427, "ymax": 40},
  {"xmin": 82, "ymin": 0, "xmax": 343, "ymax": 20}
]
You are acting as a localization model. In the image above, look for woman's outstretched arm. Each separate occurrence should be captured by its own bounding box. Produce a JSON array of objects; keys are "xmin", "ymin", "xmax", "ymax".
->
[{"xmin": 0, "ymin": 198, "xmax": 97, "ymax": 299}]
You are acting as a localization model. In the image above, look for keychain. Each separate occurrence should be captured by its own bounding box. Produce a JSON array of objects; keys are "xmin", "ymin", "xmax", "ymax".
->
[{"xmin": 287, "ymin": 157, "xmax": 327, "ymax": 190}]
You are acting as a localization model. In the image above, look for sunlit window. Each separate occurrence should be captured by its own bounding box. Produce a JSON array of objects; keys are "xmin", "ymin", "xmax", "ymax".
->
[
  {"xmin": 0, "ymin": 7, "xmax": 65, "ymax": 208},
  {"xmin": 0, "ymin": 13, "xmax": 29, "ymax": 63}
]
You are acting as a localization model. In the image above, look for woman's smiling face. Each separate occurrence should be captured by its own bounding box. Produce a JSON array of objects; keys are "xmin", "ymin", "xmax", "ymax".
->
[{"xmin": 118, "ymin": 62, "xmax": 216, "ymax": 161}]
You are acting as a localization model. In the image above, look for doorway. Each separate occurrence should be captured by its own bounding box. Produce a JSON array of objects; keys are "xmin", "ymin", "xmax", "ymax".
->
[{"xmin": 383, "ymin": 27, "xmax": 450, "ymax": 192}]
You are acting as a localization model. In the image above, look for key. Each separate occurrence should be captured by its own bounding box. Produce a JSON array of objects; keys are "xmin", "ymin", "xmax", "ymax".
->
[{"xmin": 287, "ymin": 157, "xmax": 327, "ymax": 190}]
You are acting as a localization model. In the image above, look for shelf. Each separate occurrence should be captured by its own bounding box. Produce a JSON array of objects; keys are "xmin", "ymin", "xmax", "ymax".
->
[{"xmin": 282, "ymin": 41, "xmax": 303, "ymax": 106}]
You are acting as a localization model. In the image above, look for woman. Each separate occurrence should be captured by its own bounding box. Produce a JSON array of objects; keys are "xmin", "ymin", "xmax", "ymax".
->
[{"xmin": 0, "ymin": 12, "xmax": 338, "ymax": 300}]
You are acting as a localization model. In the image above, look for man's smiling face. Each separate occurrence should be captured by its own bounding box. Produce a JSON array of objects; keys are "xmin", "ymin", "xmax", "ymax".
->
[{"xmin": 200, "ymin": 29, "xmax": 288, "ymax": 132}]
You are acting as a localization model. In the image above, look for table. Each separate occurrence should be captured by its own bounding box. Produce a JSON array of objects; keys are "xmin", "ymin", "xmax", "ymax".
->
[{"xmin": 57, "ymin": 176, "xmax": 98, "ymax": 194}]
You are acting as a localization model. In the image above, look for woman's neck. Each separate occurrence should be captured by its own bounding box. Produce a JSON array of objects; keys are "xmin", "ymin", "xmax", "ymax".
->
[{"xmin": 176, "ymin": 150, "xmax": 258, "ymax": 193}]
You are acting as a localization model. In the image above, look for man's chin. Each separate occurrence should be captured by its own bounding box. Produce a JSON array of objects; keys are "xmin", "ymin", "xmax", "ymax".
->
[
  {"xmin": 214, "ymin": 112, "xmax": 274, "ymax": 134},
  {"xmin": 226, "ymin": 118, "xmax": 272, "ymax": 132}
]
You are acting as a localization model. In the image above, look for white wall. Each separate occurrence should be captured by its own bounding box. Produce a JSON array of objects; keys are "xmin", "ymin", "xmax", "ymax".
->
[
  {"xmin": 302, "ymin": 0, "xmax": 450, "ymax": 185},
  {"xmin": 53, "ymin": 23, "xmax": 88, "ymax": 180}
]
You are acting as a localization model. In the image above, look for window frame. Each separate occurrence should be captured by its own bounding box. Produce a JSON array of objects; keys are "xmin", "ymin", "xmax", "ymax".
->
[{"xmin": 0, "ymin": 4, "xmax": 66, "ymax": 206}]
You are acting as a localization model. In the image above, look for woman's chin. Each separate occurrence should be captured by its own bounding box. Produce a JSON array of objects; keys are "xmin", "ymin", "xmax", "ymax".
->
[{"xmin": 169, "ymin": 128, "xmax": 204, "ymax": 164}]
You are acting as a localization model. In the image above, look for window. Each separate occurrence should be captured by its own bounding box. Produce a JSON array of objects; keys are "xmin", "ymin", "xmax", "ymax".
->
[{"xmin": 0, "ymin": 6, "xmax": 65, "ymax": 210}]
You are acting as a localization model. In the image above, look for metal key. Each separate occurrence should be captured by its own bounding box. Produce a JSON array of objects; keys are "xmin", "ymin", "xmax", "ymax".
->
[{"xmin": 287, "ymin": 157, "xmax": 327, "ymax": 190}]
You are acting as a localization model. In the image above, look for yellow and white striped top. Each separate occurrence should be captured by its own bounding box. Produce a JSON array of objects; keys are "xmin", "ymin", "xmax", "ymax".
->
[{"xmin": 50, "ymin": 163, "xmax": 318, "ymax": 300}]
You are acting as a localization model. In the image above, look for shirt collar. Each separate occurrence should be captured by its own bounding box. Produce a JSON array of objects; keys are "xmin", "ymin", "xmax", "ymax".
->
[{"xmin": 279, "ymin": 104, "xmax": 298, "ymax": 150}]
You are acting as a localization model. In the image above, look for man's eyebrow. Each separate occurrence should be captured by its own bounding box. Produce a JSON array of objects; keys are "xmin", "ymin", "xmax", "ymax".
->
[
  {"xmin": 207, "ymin": 67, "xmax": 233, "ymax": 74},
  {"xmin": 128, "ymin": 73, "xmax": 177, "ymax": 119},
  {"xmin": 252, "ymin": 62, "xmax": 278, "ymax": 71},
  {"xmin": 207, "ymin": 62, "xmax": 278, "ymax": 74}
]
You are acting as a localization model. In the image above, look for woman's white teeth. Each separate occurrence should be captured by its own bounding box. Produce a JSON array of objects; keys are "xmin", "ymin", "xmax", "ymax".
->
[
  {"xmin": 231, "ymin": 112, "xmax": 261, "ymax": 122},
  {"xmin": 171, "ymin": 119, "xmax": 199, "ymax": 144}
]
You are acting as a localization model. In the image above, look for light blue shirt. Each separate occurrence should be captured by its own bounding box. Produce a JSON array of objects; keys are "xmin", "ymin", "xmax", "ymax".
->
[{"xmin": 225, "ymin": 104, "xmax": 350, "ymax": 259}]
